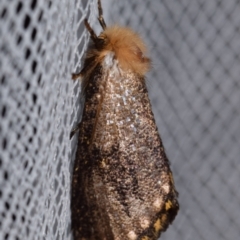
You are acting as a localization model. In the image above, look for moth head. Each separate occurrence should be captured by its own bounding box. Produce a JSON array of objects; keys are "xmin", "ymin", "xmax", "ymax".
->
[
  {"xmin": 83, "ymin": 0, "xmax": 151, "ymax": 76},
  {"xmin": 97, "ymin": 26, "xmax": 151, "ymax": 76}
]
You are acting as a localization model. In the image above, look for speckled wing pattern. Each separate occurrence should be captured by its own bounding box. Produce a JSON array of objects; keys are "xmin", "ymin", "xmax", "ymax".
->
[{"xmin": 71, "ymin": 53, "xmax": 179, "ymax": 240}]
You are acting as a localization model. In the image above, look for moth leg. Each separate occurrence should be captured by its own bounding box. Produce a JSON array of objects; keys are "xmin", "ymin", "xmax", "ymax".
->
[
  {"xmin": 71, "ymin": 19, "xmax": 97, "ymax": 80},
  {"xmin": 70, "ymin": 122, "xmax": 82, "ymax": 139},
  {"xmin": 71, "ymin": 72, "xmax": 82, "ymax": 80},
  {"xmin": 97, "ymin": 0, "xmax": 107, "ymax": 29}
]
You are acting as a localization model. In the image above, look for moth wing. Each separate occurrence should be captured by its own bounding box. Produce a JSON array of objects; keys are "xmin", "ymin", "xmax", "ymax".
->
[{"xmin": 89, "ymin": 57, "xmax": 179, "ymax": 239}]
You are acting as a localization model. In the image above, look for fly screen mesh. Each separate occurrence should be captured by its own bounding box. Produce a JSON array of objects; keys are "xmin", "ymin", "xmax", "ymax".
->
[{"xmin": 0, "ymin": 0, "xmax": 239, "ymax": 240}]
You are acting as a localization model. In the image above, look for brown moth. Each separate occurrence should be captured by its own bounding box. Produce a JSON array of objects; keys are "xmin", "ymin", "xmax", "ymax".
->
[{"xmin": 71, "ymin": 0, "xmax": 179, "ymax": 239}]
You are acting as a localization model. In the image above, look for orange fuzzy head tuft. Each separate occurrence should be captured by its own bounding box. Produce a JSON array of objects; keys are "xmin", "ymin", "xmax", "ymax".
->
[{"xmin": 98, "ymin": 25, "xmax": 151, "ymax": 75}]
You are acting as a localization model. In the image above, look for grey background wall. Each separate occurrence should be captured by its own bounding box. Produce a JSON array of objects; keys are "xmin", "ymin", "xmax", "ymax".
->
[{"xmin": 0, "ymin": 0, "xmax": 239, "ymax": 239}]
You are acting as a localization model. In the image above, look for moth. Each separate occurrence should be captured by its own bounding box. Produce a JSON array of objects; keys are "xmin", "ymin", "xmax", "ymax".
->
[{"xmin": 71, "ymin": 0, "xmax": 179, "ymax": 239}]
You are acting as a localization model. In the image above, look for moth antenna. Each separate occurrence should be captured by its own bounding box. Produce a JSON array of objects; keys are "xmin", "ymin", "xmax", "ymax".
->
[
  {"xmin": 97, "ymin": 0, "xmax": 107, "ymax": 29},
  {"xmin": 84, "ymin": 19, "xmax": 98, "ymax": 43}
]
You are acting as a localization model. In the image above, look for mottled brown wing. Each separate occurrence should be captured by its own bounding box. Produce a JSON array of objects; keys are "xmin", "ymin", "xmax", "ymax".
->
[{"xmin": 71, "ymin": 55, "xmax": 179, "ymax": 240}]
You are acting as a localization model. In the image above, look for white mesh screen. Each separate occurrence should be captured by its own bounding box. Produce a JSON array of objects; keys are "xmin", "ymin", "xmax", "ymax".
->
[
  {"xmin": 1, "ymin": 0, "xmax": 240, "ymax": 240},
  {"xmin": 0, "ymin": 0, "xmax": 96, "ymax": 239}
]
